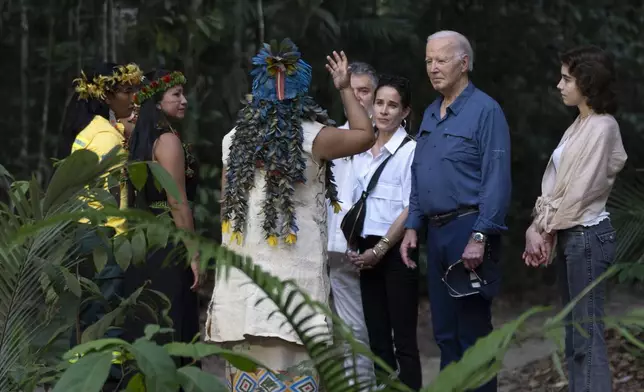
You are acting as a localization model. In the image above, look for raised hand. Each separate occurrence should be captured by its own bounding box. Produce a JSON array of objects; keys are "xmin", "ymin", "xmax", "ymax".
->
[{"xmin": 325, "ymin": 51, "xmax": 351, "ymax": 91}]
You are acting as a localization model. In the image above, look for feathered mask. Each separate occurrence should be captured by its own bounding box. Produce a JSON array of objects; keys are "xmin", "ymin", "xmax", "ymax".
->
[{"xmin": 250, "ymin": 38, "xmax": 312, "ymax": 101}]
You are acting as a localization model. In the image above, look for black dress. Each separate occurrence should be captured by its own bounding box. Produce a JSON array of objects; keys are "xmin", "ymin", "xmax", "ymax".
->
[{"xmin": 121, "ymin": 128, "xmax": 200, "ymax": 362}]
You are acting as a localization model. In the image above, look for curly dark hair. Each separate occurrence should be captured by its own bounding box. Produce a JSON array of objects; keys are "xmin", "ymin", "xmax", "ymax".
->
[
  {"xmin": 375, "ymin": 74, "xmax": 413, "ymax": 130},
  {"xmin": 559, "ymin": 45, "xmax": 618, "ymax": 114}
]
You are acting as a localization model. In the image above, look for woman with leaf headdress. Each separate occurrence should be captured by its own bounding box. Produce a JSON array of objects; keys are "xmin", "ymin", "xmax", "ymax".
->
[
  {"xmin": 63, "ymin": 62, "xmax": 142, "ymax": 340},
  {"xmin": 206, "ymin": 39, "xmax": 375, "ymax": 389}
]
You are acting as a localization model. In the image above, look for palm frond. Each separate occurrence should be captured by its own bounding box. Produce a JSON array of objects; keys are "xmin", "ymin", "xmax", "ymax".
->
[
  {"xmin": 607, "ymin": 175, "xmax": 644, "ymax": 281},
  {"xmin": 0, "ymin": 149, "xmax": 139, "ymax": 391},
  {"xmin": 205, "ymin": 243, "xmax": 412, "ymax": 391}
]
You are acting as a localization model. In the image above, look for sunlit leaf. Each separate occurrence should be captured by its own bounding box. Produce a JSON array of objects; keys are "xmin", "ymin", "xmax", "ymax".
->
[
  {"xmin": 128, "ymin": 162, "xmax": 149, "ymax": 192},
  {"xmin": 126, "ymin": 373, "xmax": 146, "ymax": 392},
  {"xmin": 64, "ymin": 338, "xmax": 131, "ymax": 360},
  {"xmin": 52, "ymin": 351, "xmax": 112, "ymax": 392}
]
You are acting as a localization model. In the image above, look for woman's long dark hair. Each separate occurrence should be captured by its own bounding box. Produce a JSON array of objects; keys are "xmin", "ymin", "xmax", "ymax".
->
[
  {"xmin": 63, "ymin": 62, "xmax": 119, "ymax": 145},
  {"xmin": 127, "ymin": 69, "xmax": 174, "ymax": 207},
  {"xmin": 128, "ymin": 69, "xmax": 173, "ymax": 163}
]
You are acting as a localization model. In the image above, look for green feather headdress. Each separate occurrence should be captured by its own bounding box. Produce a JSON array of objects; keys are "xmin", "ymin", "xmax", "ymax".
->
[{"xmin": 220, "ymin": 39, "xmax": 340, "ymax": 246}]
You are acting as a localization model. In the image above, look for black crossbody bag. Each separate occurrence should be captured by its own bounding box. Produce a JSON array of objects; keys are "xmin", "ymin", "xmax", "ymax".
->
[{"xmin": 340, "ymin": 137, "xmax": 411, "ymax": 246}]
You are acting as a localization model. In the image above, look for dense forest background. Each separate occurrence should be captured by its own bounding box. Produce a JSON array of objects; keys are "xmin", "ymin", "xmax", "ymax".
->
[{"xmin": 1, "ymin": 0, "xmax": 643, "ymax": 296}]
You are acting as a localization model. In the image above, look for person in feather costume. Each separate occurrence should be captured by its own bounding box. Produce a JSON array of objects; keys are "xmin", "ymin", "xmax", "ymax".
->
[{"xmin": 206, "ymin": 39, "xmax": 375, "ymax": 391}]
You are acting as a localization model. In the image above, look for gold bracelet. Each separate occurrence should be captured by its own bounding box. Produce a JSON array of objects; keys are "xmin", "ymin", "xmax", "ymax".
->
[
  {"xmin": 371, "ymin": 248, "xmax": 381, "ymax": 260},
  {"xmin": 381, "ymin": 236, "xmax": 391, "ymax": 245},
  {"xmin": 375, "ymin": 239, "xmax": 390, "ymax": 255}
]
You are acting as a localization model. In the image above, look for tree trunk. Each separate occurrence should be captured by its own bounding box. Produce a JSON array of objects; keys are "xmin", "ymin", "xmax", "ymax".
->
[
  {"xmin": 37, "ymin": 0, "xmax": 56, "ymax": 183},
  {"xmin": 102, "ymin": 0, "xmax": 108, "ymax": 61},
  {"xmin": 183, "ymin": 0, "xmax": 203, "ymax": 143},
  {"xmin": 19, "ymin": 0, "xmax": 29, "ymax": 161},
  {"xmin": 109, "ymin": 0, "xmax": 117, "ymax": 61},
  {"xmin": 55, "ymin": 0, "xmax": 82, "ymax": 158},
  {"xmin": 76, "ymin": 0, "xmax": 82, "ymax": 74},
  {"xmin": 257, "ymin": 0, "xmax": 264, "ymax": 45}
]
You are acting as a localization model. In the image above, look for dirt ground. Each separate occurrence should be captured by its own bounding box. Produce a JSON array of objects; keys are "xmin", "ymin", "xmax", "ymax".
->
[{"xmin": 200, "ymin": 284, "xmax": 644, "ymax": 391}]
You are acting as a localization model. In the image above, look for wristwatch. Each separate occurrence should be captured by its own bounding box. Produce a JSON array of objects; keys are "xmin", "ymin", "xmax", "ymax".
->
[{"xmin": 471, "ymin": 232, "xmax": 487, "ymax": 243}]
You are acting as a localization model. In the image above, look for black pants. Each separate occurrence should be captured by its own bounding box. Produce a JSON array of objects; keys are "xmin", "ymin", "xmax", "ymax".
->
[{"xmin": 358, "ymin": 236, "xmax": 422, "ymax": 391}]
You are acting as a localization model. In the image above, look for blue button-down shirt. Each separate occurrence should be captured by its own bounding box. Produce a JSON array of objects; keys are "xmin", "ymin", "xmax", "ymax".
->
[{"xmin": 405, "ymin": 82, "xmax": 511, "ymax": 234}]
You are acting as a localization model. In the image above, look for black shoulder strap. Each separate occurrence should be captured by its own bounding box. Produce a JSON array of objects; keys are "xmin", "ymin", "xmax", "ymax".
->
[{"xmin": 364, "ymin": 136, "xmax": 412, "ymax": 195}]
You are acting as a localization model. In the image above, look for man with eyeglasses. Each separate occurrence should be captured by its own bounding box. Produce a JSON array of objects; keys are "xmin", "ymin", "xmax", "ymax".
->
[{"xmin": 400, "ymin": 30, "xmax": 511, "ymax": 392}]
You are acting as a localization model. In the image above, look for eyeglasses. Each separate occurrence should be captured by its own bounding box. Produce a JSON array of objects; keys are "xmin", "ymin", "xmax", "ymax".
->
[{"xmin": 441, "ymin": 259, "xmax": 487, "ymax": 298}]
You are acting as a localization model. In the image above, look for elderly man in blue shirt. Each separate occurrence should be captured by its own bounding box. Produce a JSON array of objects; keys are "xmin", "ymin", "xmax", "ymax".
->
[{"xmin": 401, "ymin": 30, "xmax": 511, "ymax": 391}]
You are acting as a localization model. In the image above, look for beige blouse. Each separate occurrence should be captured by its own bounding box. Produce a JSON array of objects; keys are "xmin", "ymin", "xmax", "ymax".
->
[{"xmin": 532, "ymin": 113, "xmax": 627, "ymax": 233}]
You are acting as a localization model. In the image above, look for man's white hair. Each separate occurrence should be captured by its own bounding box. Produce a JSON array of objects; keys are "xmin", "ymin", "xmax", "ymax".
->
[{"xmin": 427, "ymin": 30, "xmax": 474, "ymax": 72}]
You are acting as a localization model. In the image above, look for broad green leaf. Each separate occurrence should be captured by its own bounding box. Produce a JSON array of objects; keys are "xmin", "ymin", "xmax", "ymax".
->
[
  {"xmin": 147, "ymin": 223, "xmax": 170, "ymax": 250},
  {"xmin": 11, "ymin": 180, "xmax": 30, "ymax": 201},
  {"xmin": 80, "ymin": 285, "xmax": 146, "ymax": 343},
  {"xmin": 43, "ymin": 149, "xmax": 100, "ymax": 211},
  {"xmin": 126, "ymin": 373, "xmax": 146, "ymax": 392},
  {"xmin": 177, "ymin": 366, "xmax": 228, "ymax": 392},
  {"xmin": 64, "ymin": 338, "xmax": 131, "ymax": 360},
  {"xmin": 0, "ymin": 163, "xmax": 13, "ymax": 179},
  {"xmin": 128, "ymin": 162, "xmax": 149, "ymax": 191},
  {"xmin": 144, "ymin": 324, "xmax": 174, "ymax": 340},
  {"xmin": 80, "ymin": 306, "xmax": 125, "ymax": 344},
  {"xmin": 164, "ymin": 342, "xmax": 263, "ymax": 372},
  {"xmin": 131, "ymin": 229, "xmax": 147, "ymax": 264},
  {"xmin": 130, "ymin": 338, "xmax": 179, "ymax": 391},
  {"xmin": 195, "ymin": 19, "xmax": 211, "ymax": 38},
  {"xmin": 79, "ymin": 276, "xmax": 103, "ymax": 298},
  {"xmin": 93, "ymin": 245, "xmax": 108, "ymax": 273},
  {"xmin": 52, "ymin": 351, "xmax": 113, "ymax": 392},
  {"xmin": 147, "ymin": 162, "xmax": 182, "ymax": 202},
  {"xmin": 114, "ymin": 235, "xmax": 133, "ymax": 271},
  {"xmin": 61, "ymin": 268, "xmax": 82, "ymax": 297}
]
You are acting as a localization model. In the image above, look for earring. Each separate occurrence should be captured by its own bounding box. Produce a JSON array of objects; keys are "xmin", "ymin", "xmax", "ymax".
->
[
  {"xmin": 401, "ymin": 119, "xmax": 407, "ymax": 129},
  {"xmin": 109, "ymin": 109, "xmax": 117, "ymax": 125}
]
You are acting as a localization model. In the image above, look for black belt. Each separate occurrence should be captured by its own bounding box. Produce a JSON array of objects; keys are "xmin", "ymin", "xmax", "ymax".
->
[{"xmin": 428, "ymin": 207, "xmax": 478, "ymax": 227}]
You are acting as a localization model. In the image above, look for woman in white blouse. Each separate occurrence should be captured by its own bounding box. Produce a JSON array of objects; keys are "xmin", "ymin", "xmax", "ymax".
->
[
  {"xmin": 524, "ymin": 45, "xmax": 627, "ymax": 392},
  {"xmin": 348, "ymin": 74, "xmax": 420, "ymax": 390}
]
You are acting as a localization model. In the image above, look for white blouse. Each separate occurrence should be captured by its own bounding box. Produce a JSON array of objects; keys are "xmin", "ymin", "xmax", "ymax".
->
[{"xmin": 351, "ymin": 127, "xmax": 416, "ymax": 238}]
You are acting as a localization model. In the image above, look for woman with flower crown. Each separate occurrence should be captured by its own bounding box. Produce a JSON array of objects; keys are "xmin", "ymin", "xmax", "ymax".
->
[
  {"xmin": 205, "ymin": 40, "xmax": 375, "ymax": 391},
  {"xmin": 121, "ymin": 69, "xmax": 200, "ymax": 364},
  {"xmin": 64, "ymin": 62, "xmax": 142, "ymax": 342}
]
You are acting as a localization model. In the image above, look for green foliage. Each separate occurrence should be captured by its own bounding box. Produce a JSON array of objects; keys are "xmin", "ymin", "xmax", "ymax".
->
[
  {"xmin": 3, "ymin": 0, "xmax": 644, "ymax": 294},
  {"xmin": 607, "ymin": 173, "xmax": 644, "ymax": 283},
  {"xmin": 0, "ymin": 149, "xmax": 188, "ymax": 391}
]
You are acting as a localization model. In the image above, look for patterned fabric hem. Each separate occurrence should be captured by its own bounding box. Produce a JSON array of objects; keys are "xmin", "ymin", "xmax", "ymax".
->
[{"xmin": 227, "ymin": 368, "xmax": 319, "ymax": 392}]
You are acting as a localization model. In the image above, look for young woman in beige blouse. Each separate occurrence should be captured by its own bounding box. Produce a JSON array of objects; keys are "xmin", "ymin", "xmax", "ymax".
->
[{"xmin": 523, "ymin": 46, "xmax": 627, "ymax": 392}]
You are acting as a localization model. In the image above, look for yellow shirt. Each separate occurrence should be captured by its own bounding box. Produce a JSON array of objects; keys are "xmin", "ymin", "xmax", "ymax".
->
[{"xmin": 71, "ymin": 115, "xmax": 128, "ymax": 234}]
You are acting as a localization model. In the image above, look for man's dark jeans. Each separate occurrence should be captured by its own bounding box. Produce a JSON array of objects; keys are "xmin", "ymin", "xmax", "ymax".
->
[{"xmin": 426, "ymin": 212, "xmax": 498, "ymax": 392}]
